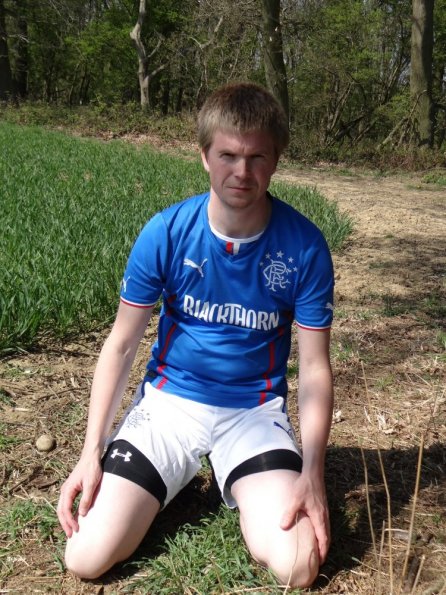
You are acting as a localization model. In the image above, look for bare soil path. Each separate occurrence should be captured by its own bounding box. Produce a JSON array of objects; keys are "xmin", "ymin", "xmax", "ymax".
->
[
  {"xmin": 1, "ymin": 163, "xmax": 445, "ymax": 594},
  {"xmin": 277, "ymin": 166, "xmax": 445, "ymax": 305}
]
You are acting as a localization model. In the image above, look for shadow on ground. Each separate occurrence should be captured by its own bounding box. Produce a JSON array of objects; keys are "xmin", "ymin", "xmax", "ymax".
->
[{"xmin": 94, "ymin": 443, "xmax": 445, "ymax": 589}]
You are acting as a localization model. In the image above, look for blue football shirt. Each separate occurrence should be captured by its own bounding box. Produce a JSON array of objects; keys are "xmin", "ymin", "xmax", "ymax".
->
[{"xmin": 120, "ymin": 192, "xmax": 334, "ymax": 407}]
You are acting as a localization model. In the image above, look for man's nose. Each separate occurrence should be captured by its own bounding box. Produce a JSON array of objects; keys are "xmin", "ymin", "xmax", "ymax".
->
[{"xmin": 234, "ymin": 158, "xmax": 250, "ymax": 177}]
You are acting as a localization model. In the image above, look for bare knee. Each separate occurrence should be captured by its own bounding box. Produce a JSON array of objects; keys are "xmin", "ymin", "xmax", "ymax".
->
[
  {"xmin": 64, "ymin": 536, "xmax": 115, "ymax": 580},
  {"xmin": 268, "ymin": 545, "xmax": 319, "ymax": 589},
  {"xmin": 246, "ymin": 528, "xmax": 320, "ymax": 589}
]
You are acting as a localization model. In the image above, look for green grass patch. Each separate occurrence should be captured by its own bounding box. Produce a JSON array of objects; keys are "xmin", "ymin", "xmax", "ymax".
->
[
  {"xmin": 421, "ymin": 170, "xmax": 446, "ymax": 187},
  {"xmin": 126, "ymin": 506, "xmax": 281, "ymax": 594},
  {"xmin": 1, "ymin": 122, "xmax": 352, "ymax": 353},
  {"xmin": 0, "ymin": 500, "xmax": 59, "ymax": 542},
  {"xmin": 0, "ymin": 424, "xmax": 22, "ymax": 451},
  {"xmin": 270, "ymin": 181, "xmax": 353, "ymax": 252}
]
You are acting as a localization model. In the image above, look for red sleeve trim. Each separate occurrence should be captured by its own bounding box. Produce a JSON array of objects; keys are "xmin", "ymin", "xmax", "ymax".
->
[
  {"xmin": 120, "ymin": 296, "xmax": 155, "ymax": 309},
  {"xmin": 296, "ymin": 323, "xmax": 331, "ymax": 332}
]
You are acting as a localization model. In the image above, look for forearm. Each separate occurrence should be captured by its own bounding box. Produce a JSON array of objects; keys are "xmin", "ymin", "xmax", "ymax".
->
[
  {"xmin": 281, "ymin": 358, "xmax": 333, "ymax": 557},
  {"xmin": 81, "ymin": 303, "xmax": 153, "ymax": 457},
  {"xmin": 298, "ymin": 366, "xmax": 333, "ymax": 477},
  {"xmin": 82, "ymin": 336, "xmax": 138, "ymax": 455}
]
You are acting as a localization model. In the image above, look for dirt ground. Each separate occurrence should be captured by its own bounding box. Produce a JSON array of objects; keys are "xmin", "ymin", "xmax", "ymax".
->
[{"xmin": 1, "ymin": 162, "xmax": 445, "ymax": 594}]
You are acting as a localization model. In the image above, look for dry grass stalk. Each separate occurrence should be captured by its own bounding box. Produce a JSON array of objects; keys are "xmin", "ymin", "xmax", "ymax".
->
[
  {"xmin": 398, "ymin": 434, "xmax": 425, "ymax": 595},
  {"xmin": 377, "ymin": 520, "xmax": 386, "ymax": 595},
  {"xmin": 376, "ymin": 446, "xmax": 394, "ymax": 589},
  {"xmin": 361, "ymin": 361, "xmax": 394, "ymax": 592},
  {"xmin": 360, "ymin": 445, "xmax": 378, "ymax": 565},
  {"xmin": 410, "ymin": 554, "xmax": 425, "ymax": 595}
]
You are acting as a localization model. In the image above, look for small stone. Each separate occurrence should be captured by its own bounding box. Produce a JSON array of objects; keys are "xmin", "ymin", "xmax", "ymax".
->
[
  {"xmin": 333, "ymin": 410, "xmax": 343, "ymax": 423},
  {"xmin": 35, "ymin": 434, "xmax": 56, "ymax": 452}
]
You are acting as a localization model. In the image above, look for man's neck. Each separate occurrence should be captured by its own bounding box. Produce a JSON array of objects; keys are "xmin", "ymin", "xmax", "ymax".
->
[{"xmin": 207, "ymin": 191, "xmax": 271, "ymax": 239}]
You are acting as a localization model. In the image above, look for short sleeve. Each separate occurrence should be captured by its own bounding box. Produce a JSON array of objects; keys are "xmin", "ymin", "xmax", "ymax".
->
[
  {"xmin": 295, "ymin": 235, "xmax": 334, "ymax": 330},
  {"xmin": 119, "ymin": 213, "xmax": 169, "ymax": 308}
]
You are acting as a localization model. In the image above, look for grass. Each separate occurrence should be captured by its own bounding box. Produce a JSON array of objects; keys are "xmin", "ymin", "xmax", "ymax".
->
[
  {"xmin": 0, "ymin": 423, "xmax": 22, "ymax": 451},
  {"xmin": 1, "ymin": 127, "xmax": 445, "ymax": 592},
  {"xmin": 126, "ymin": 506, "xmax": 282, "ymax": 594},
  {"xmin": 421, "ymin": 170, "xmax": 446, "ymax": 186},
  {"xmin": 0, "ymin": 121, "xmax": 352, "ymax": 354},
  {"xmin": 270, "ymin": 181, "xmax": 353, "ymax": 252},
  {"xmin": 0, "ymin": 500, "xmax": 59, "ymax": 543},
  {"xmin": 379, "ymin": 292, "xmax": 446, "ymax": 323}
]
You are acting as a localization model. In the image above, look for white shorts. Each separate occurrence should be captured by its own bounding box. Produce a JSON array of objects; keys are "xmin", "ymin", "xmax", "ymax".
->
[{"xmin": 105, "ymin": 382, "xmax": 302, "ymax": 508}]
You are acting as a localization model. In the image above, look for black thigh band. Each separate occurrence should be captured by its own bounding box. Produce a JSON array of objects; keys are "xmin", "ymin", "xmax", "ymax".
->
[
  {"xmin": 102, "ymin": 439, "xmax": 167, "ymax": 506},
  {"xmin": 225, "ymin": 449, "xmax": 303, "ymax": 492}
]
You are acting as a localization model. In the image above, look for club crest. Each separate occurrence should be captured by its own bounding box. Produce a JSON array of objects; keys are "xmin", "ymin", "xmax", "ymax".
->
[{"xmin": 260, "ymin": 251, "xmax": 297, "ymax": 293}]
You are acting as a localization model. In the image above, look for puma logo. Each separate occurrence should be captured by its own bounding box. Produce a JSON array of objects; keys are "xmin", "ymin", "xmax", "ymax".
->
[{"xmin": 184, "ymin": 258, "xmax": 208, "ymax": 278}]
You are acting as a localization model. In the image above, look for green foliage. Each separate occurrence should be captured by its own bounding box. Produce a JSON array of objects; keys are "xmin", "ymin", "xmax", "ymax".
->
[
  {"xmin": 421, "ymin": 170, "xmax": 446, "ymax": 186},
  {"xmin": 0, "ymin": 100, "xmax": 198, "ymax": 141},
  {"xmin": 2, "ymin": 0, "xmax": 446, "ymax": 155},
  {"xmin": 287, "ymin": 0, "xmax": 412, "ymax": 154},
  {"xmin": 0, "ymin": 123, "xmax": 352, "ymax": 353},
  {"xmin": 66, "ymin": 16, "xmax": 136, "ymax": 104}
]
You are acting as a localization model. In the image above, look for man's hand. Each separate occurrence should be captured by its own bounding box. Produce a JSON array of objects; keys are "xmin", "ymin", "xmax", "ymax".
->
[
  {"xmin": 280, "ymin": 471, "xmax": 330, "ymax": 563},
  {"xmin": 57, "ymin": 455, "xmax": 103, "ymax": 538}
]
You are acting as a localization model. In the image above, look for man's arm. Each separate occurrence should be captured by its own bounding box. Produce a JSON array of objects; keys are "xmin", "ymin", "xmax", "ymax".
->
[
  {"xmin": 57, "ymin": 301, "xmax": 153, "ymax": 537},
  {"xmin": 280, "ymin": 326, "xmax": 333, "ymax": 563}
]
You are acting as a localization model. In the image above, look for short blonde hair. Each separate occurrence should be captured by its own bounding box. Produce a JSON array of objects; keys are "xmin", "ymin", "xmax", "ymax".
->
[{"xmin": 197, "ymin": 82, "xmax": 289, "ymax": 157}]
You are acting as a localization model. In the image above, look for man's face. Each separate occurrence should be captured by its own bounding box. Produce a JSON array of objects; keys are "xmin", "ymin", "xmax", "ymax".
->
[{"xmin": 201, "ymin": 129, "xmax": 278, "ymax": 212}]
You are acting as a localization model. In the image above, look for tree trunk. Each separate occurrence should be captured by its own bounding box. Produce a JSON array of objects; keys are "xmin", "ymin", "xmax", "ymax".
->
[
  {"xmin": 130, "ymin": 0, "xmax": 149, "ymax": 108},
  {"xmin": 14, "ymin": 0, "xmax": 28, "ymax": 99},
  {"xmin": 261, "ymin": 0, "xmax": 289, "ymax": 120},
  {"xmin": 410, "ymin": 0, "xmax": 434, "ymax": 148},
  {"xmin": 0, "ymin": 0, "xmax": 14, "ymax": 100}
]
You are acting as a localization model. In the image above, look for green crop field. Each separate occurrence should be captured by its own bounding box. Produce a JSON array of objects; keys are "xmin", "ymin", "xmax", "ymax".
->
[{"xmin": 0, "ymin": 122, "xmax": 352, "ymax": 353}]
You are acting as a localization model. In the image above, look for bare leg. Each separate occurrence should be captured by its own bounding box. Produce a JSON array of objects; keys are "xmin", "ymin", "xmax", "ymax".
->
[
  {"xmin": 231, "ymin": 469, "xmax": 319, "ymax": 589},
  {"xmin": 65, "ymin": 473, "xmax": 160, "ymax": 579}
]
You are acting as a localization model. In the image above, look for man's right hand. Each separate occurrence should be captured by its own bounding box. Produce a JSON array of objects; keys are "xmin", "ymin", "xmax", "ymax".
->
[{"xmin": 57, "ymin": 455, "xmax": 103, "ymax": 537}]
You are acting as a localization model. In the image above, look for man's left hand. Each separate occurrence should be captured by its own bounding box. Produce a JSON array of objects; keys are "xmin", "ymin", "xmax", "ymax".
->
[{"xmin": 280, "ymin": 471, "xmax": 330, "ymax": 563}]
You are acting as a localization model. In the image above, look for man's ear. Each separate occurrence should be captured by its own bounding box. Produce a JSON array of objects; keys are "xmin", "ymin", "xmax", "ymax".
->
[{"xmin": 200, "ymin": 148, "xmax": 210, "ymax": 173}]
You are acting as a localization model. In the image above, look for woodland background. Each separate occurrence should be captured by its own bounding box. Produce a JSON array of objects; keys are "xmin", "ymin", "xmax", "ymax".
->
[{"xmin": 1, "ymin": 0, "xmax": 446, "ymax": 165}]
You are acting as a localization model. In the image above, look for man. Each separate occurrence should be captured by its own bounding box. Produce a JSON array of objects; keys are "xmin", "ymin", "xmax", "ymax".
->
[{"xmin": 57, "ymin": 82, "xmax": 334, "ymax": 589}]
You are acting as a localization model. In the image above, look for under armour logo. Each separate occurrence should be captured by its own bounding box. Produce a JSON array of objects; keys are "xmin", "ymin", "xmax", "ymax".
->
[
  {"xmin": 111, "ymin": 448, "xmax": 132, "ymax": 462},
  {"xmin": 184, "ymin": 258, "xmax": 208, "ymax": 278}
]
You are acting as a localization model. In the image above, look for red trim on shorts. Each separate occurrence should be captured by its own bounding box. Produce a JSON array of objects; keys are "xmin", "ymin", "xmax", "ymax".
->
[{"xmin": 259, "ymin": 341, "xmax": 276, "ymax": 405}]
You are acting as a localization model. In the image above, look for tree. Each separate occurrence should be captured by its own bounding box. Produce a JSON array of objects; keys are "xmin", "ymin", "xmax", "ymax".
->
[
  {"xmin": 0, "ymin": 0, "xmax": 14, "ymax": 100},
  {"xmin": 261, "ymin": 0, "xmax": 289, "ymax": 119},
  {"xmin": 433, "ymin": 0, "xmax": 446, "ymax": 147},
  {"xmin": 411, "ymin": 0, "xmax": 435, "ymax": 147},
  {"xmin": 130, "ymin": 0, "xmax": 167, "ymax": 109},
  {"xmin": 13, "ymin": 0, "xmax": 28, "ymax": 98}
]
